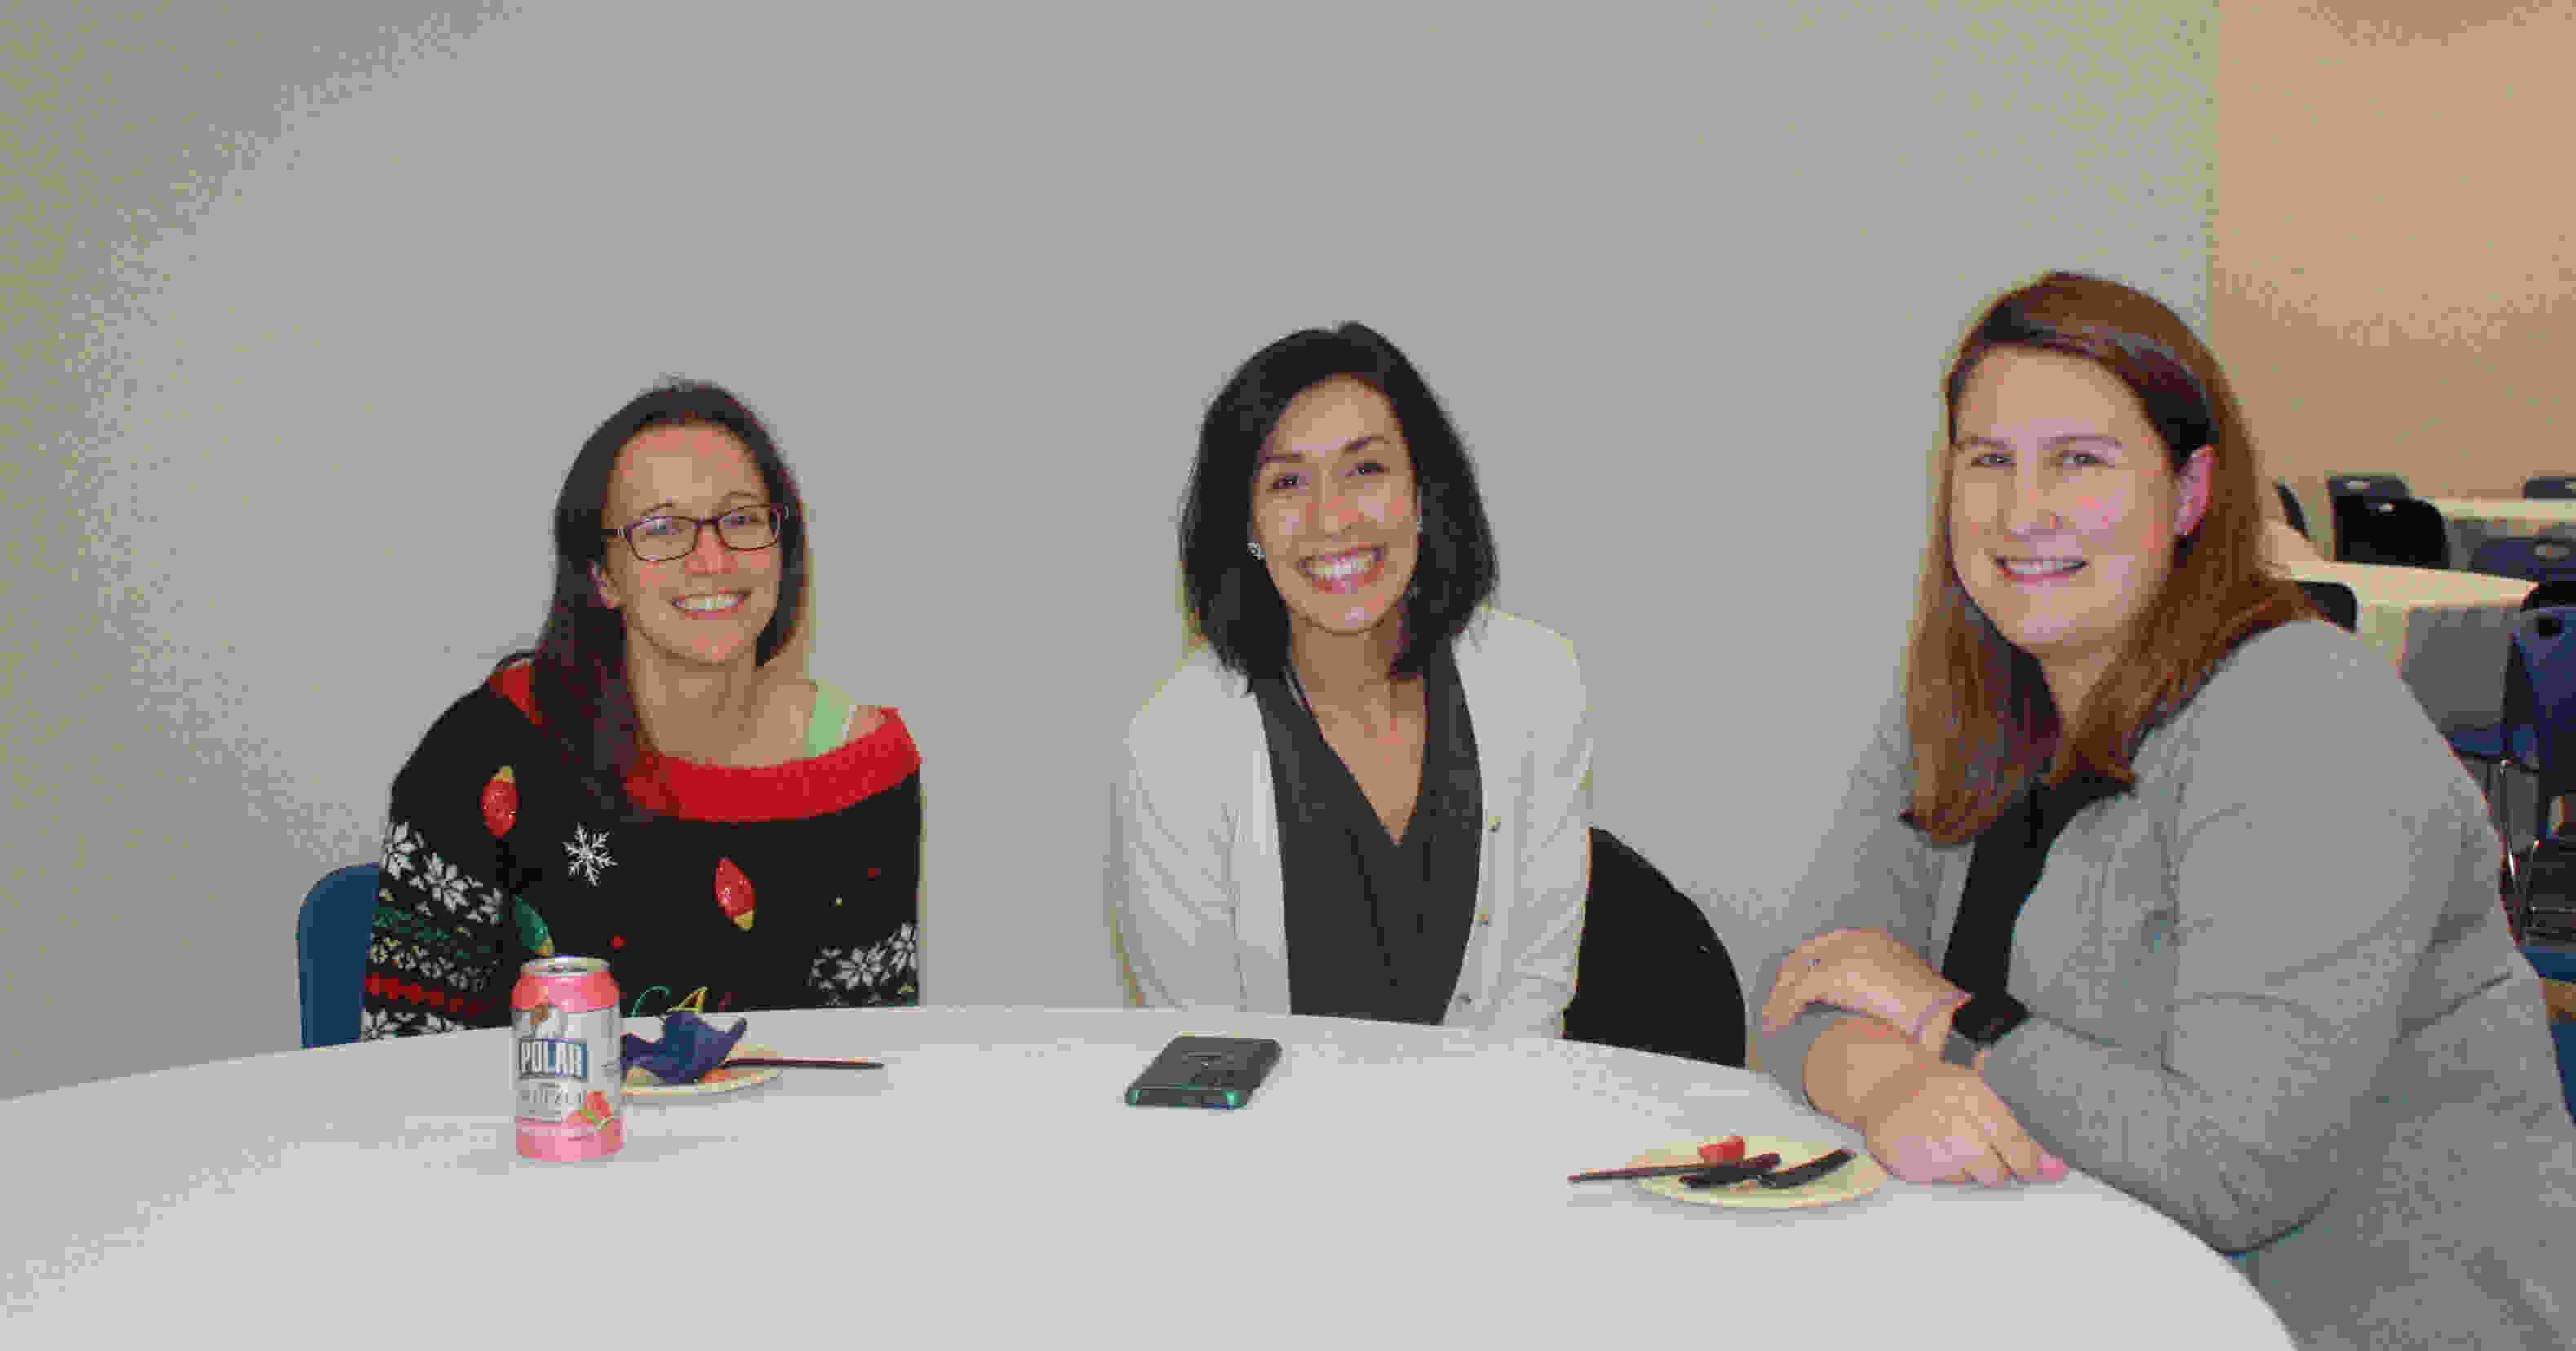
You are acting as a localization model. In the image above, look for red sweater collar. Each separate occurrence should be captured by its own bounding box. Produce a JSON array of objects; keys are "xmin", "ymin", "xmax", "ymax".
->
[{"xmin": 486, "ymin": 662, "xmax": 920, "ymax": 823}]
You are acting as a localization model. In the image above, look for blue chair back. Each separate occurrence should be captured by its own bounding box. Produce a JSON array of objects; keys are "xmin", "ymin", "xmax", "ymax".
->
[
  {"xmin": 2467, "ymin": 536, "xmax": 2576, "ymax": 587},
  {"xmin": 2489, "ymin": 610, "xmax": 2576, "ymax": 833},
  {"xmin": 2556, "ymin": 1022, "xmax": 2576, "ymax": 1124},
  {"xmin": 299, "ymin": 864, "xmax": 381, "ymax": 1048},
  {"xmin": 2525, "ymin": 476, "xmax": 2576, "ymax": 500},
  {"xmin": 2521, "ymin": 947, "xmax": 2576, "ymax": 1121},
  {"xmin": 2514, "ymin": 605, "xmax": 2576, "ymax": 718}
]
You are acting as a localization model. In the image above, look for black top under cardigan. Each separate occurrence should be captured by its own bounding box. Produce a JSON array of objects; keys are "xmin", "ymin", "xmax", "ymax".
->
[
  {"xmin": 1944, "ymin": 770, "xmax": 2131, "ymax": 993},
  {"xmin": 1251, "ymin": 644, "xmax": 1483, "ymax": 1025}
]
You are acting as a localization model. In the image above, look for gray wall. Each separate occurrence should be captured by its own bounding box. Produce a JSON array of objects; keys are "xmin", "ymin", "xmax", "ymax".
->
[{"xmin": 2, "ymin": 0, "xmax": 2215, "ymax": 1099}]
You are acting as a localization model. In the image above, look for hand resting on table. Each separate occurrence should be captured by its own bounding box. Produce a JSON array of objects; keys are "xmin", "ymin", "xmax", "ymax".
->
[
  {"xmin": 1856, "ymin": 1054, "xmax": 2069, "ymax": 1187},
  {"xmin": 1763, "ymin": 928, "xmax": 2069, "ymax": 1189}
]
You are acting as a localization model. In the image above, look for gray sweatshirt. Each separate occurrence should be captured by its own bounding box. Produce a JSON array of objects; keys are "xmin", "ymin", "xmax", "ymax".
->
[{"xmin": 1754, "ymin": 618, "xmax": 2576, "ymax": 1349}]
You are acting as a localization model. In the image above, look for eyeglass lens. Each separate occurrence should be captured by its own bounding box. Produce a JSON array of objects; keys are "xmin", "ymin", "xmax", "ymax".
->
[{"xmin": 629, "ymin": 507, "xmax": 780, "ymax": 561}]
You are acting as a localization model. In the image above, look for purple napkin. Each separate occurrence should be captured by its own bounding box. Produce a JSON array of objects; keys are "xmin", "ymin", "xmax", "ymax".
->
[{"xmin": 621, "ymin": 1011, "xmax": 749, "ymax": 1083}]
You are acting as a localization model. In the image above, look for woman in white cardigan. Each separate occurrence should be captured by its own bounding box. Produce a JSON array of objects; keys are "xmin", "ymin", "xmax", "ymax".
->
[{"xmin": 1108, "ymin": 322, "xmax": 1591, "ymax": 1035}]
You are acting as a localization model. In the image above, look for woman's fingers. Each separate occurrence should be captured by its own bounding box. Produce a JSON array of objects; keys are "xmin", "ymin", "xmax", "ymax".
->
[
  {"xmin": 1962, "ymin": 1140, "xmax": 2011, "ymax": 1186},
  {"xmin": 1922, "ymin": 1111, "xmax": 2014, "ymax": 1186},
  {"xmin": 1767, "ymin": 930, "xmax": 1955, "ymax": 1035},
  {"xmin": 1757, "ymin": 981, "xmax": 1791, "ymax": 1034},
  {"xmin": 1762, "ymin": 958, "xmax": 1887, "ymax": 1033},
  {"xmin": 1758, "ymin": 975, "xmax": 1790, "ymax": 1033},
  {"xmin": 1862, "ymin": 1114, "xmax": 1929, "ymax": 1179},
  {"xmin": 1884, "ymin": 1071, "xmax": 2055, "ymax": 1188},
  {"xmin": 1987, "ymin": 1117, "xmax": 2054, "ymax": 1184},
  {"xmin": 1871, "ymin": 1115, "xmax": 1997, "ymax": 1185},
  {"xmin": 1857, "ymin": 1036, "xmax": 2078, "ymax": 1189},
  {"xmin": 1962, "ymin": 1081, "xmax": 2073, "ymax": 1185},
  {"xmin": 1759, "ymin": 962, "xmax": 1815, "ymax": 1034},
  {"xmin": 1933, "ymin": 1142, "xmax": 2008, "ymax": 1186}
]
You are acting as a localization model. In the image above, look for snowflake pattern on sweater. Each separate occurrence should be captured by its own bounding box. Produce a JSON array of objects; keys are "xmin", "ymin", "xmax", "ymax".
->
[
  {"xmin": 564, "ymin": 825, "xmax": 615, "ymax": 885},
  {"xmin": 361, "ymin": 664, "xmax": 923, "ymax": 1034},
  {"xmin": 810, "ymin": 920, "xmax": 921, "ymax": 1006}
]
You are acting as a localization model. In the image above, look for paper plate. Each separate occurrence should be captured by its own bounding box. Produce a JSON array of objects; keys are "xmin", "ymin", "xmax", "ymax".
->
[
  {"xmin": 1629, "ymin": 1135, "xmax": 1887, "ymax": 1211},
  {"xmin": 623, "ymin": 1043, "xmax": 784, "ymax": 1098}
]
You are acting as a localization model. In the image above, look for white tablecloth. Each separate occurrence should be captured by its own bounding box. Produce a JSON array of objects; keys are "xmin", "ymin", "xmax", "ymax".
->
[
  {"xmin": 2282, "ymin": 476, "xmax": 2339, "ymax": 559},
  {"xmin": 0, "ymin": 1007, "xmax": 2294, "ymax": 1348},
  {"xmin": 2419, "ymin": 497, "xmax": 2576, "ymax": 575},
  {"xmin": 2281, "ymin": 559, "xmax": 2531, "ymax": 730}
]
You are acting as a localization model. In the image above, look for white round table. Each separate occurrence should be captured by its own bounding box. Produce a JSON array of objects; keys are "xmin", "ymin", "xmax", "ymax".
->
[
  {"xmin": 2, "ymin": 1008, "xmax": 2295, "ymax": 1346},
  {"xmin": 2281, "ymin": 558, "xmax": 2532, "ymax": 730},
  {"xmin": 2419, "ymin": 496, "xmax": 2576, "ymax": 574}
]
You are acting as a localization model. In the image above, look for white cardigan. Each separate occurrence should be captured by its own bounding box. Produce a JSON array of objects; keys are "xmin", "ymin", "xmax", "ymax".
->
[{"xmin": 1106, "ymin": 608, "xmax": 1591, "ymax": 1035}]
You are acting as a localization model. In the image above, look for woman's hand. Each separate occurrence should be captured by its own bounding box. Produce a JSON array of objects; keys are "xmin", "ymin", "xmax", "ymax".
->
[
  {"xmin": 1761, "ymin": 928, "xmax": 1962, "ymax": 1043},
  {"xmin": 1856, "ymin": 1056, "xmax": 2069, "ymax": 1187}
]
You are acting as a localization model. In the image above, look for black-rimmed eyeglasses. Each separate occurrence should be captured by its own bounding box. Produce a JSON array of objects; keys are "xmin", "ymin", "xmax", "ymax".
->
[{"xmin": 601, "ymin": 503, "xmax": 792, "ymax": 563}]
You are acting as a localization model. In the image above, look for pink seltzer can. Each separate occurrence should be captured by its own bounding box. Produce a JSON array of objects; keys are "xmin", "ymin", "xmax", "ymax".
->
[{"xmin": 512, "ymin": 956, "xmax": 623, "ymax": 1162}]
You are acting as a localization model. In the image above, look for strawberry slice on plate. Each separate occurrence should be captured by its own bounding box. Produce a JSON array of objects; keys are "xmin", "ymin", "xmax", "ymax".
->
[{"xmin": 1697, "ymin": 1136, "xmax": 1747, "ymax": 1164}]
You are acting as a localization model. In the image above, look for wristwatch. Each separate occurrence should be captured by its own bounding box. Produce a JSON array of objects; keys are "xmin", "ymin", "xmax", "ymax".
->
[{"xmin": 1941, "ymin": 990, "xmax": 2030, "ymax": 1070}]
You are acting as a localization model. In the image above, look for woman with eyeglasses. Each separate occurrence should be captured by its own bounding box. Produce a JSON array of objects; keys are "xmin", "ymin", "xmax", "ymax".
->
[
  {"xmin": 1108, "ymin": 323, "xmax": 1590, "ymax": 1033},
  {"xmin": 362, "ymin": 379, "xmax": 922, "ymax": 1035},
  {"xmin": 1752, "ymin": 272, "xmax": 2574, "ymax": 1348}
]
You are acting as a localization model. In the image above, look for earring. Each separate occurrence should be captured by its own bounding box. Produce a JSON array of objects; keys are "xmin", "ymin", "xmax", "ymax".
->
[{"xmin": 1248, "ymin": 541, "xmax": 1266, "ymax": 562}]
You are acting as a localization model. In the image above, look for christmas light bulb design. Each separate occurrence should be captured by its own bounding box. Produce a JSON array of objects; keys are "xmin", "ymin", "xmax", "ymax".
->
[
  {"xmin": 715, "ymin": 857, "xmax": 756, "ymax": 931},
  {"xmin": 481, "ymin": 766, "xmax": 518, "ymax": 837}
]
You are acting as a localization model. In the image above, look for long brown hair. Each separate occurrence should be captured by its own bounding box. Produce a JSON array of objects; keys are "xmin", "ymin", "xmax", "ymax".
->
[
  {"xmin": 497, "ymin": 379, "xmax": 811, "ymax": 825},
  {"xmin": 1903, "ymin": 271, "xmax": 2318, "ymax": 844}
]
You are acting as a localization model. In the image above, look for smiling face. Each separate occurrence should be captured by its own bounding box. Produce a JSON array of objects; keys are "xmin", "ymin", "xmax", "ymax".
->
[
  {"xmin": 1948, "ymin": 347, "xmax": 2214, "ymax": 717},
  {"xmin": 591, "ymin": 422, "xmax": 783, "ymax": 672},
  {"xmin": 1250, "ymin": 377, "xmax": 1421, "ymax": 639}
]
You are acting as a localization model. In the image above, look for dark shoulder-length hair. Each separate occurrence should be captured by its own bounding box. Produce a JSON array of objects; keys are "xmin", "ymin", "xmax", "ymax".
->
[
  {"xmin": 494, "ymin": 378, "xmax": 810, "ymax": 823},
  {"xmin": 1903, "ymin": 271, "xmax": 2318, "ymax": 845},
  {"xmin": 1177, "ymin": 322, "xmax": 1500, "ymax": 683}
]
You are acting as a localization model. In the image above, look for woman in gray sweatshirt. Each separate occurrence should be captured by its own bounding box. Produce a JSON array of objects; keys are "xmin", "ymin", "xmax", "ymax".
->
[{"xmin": 1754, "ymin": 271, "xmax": 2574, "ymax": 1349}]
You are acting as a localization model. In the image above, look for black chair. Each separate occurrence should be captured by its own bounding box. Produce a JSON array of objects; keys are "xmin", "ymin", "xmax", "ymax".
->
[
  {"xmin": 1564, "ymin": 828, "xmax": 1745, "ymax": 1068},
  {"xmin": 2468, "ymin": 536, "xmax": 2576, "ymax": 587},
  {"xmin": 2295, "ymin": 579, "xmax": 2358, "ymax": 632},
  {"xmin": 2327, "ymin": 473, "xmax": 2411, "ymax": 500},
  {"xmin": 2274, "ymin": 481, "xmax": 2312, "ymax": 541},
  {"xmin": 2525, "ymin": 476, "xmax": 2576, "ymax": 500},
  {"xmin": 2332, "ymin": 495, "xmax": 2449, "ymax": 569}
]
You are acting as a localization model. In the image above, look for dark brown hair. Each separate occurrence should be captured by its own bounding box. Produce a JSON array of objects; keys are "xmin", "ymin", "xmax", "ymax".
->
[
  {"xmin": 1903, "ymin": 271, "xmax": 2318, "ymax": 844},
  {"xmin": 497, "ymin": 379, "xmax": 810, "ymax": 824},
  {"xmin": 1178, "ymin": 322, "xmax": 1499, "ymax": 681}
]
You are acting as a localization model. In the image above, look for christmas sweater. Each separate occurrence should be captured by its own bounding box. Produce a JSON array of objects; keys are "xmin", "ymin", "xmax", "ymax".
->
[{"xmin": 361, "ymin": 661, "xmax": 922, "ymax": 1038}]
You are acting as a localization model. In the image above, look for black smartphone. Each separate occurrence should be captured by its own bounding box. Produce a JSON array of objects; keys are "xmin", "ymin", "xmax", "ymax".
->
[{"xmin": 1123, "ymin": 1036, "xmax": 1283, "ymax": 1109}]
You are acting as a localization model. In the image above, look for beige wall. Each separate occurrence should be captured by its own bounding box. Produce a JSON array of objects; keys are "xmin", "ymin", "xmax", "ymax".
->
[{"xmin": 2216, "ymin": 0, "xmax": 2576, "ymax": 534}]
